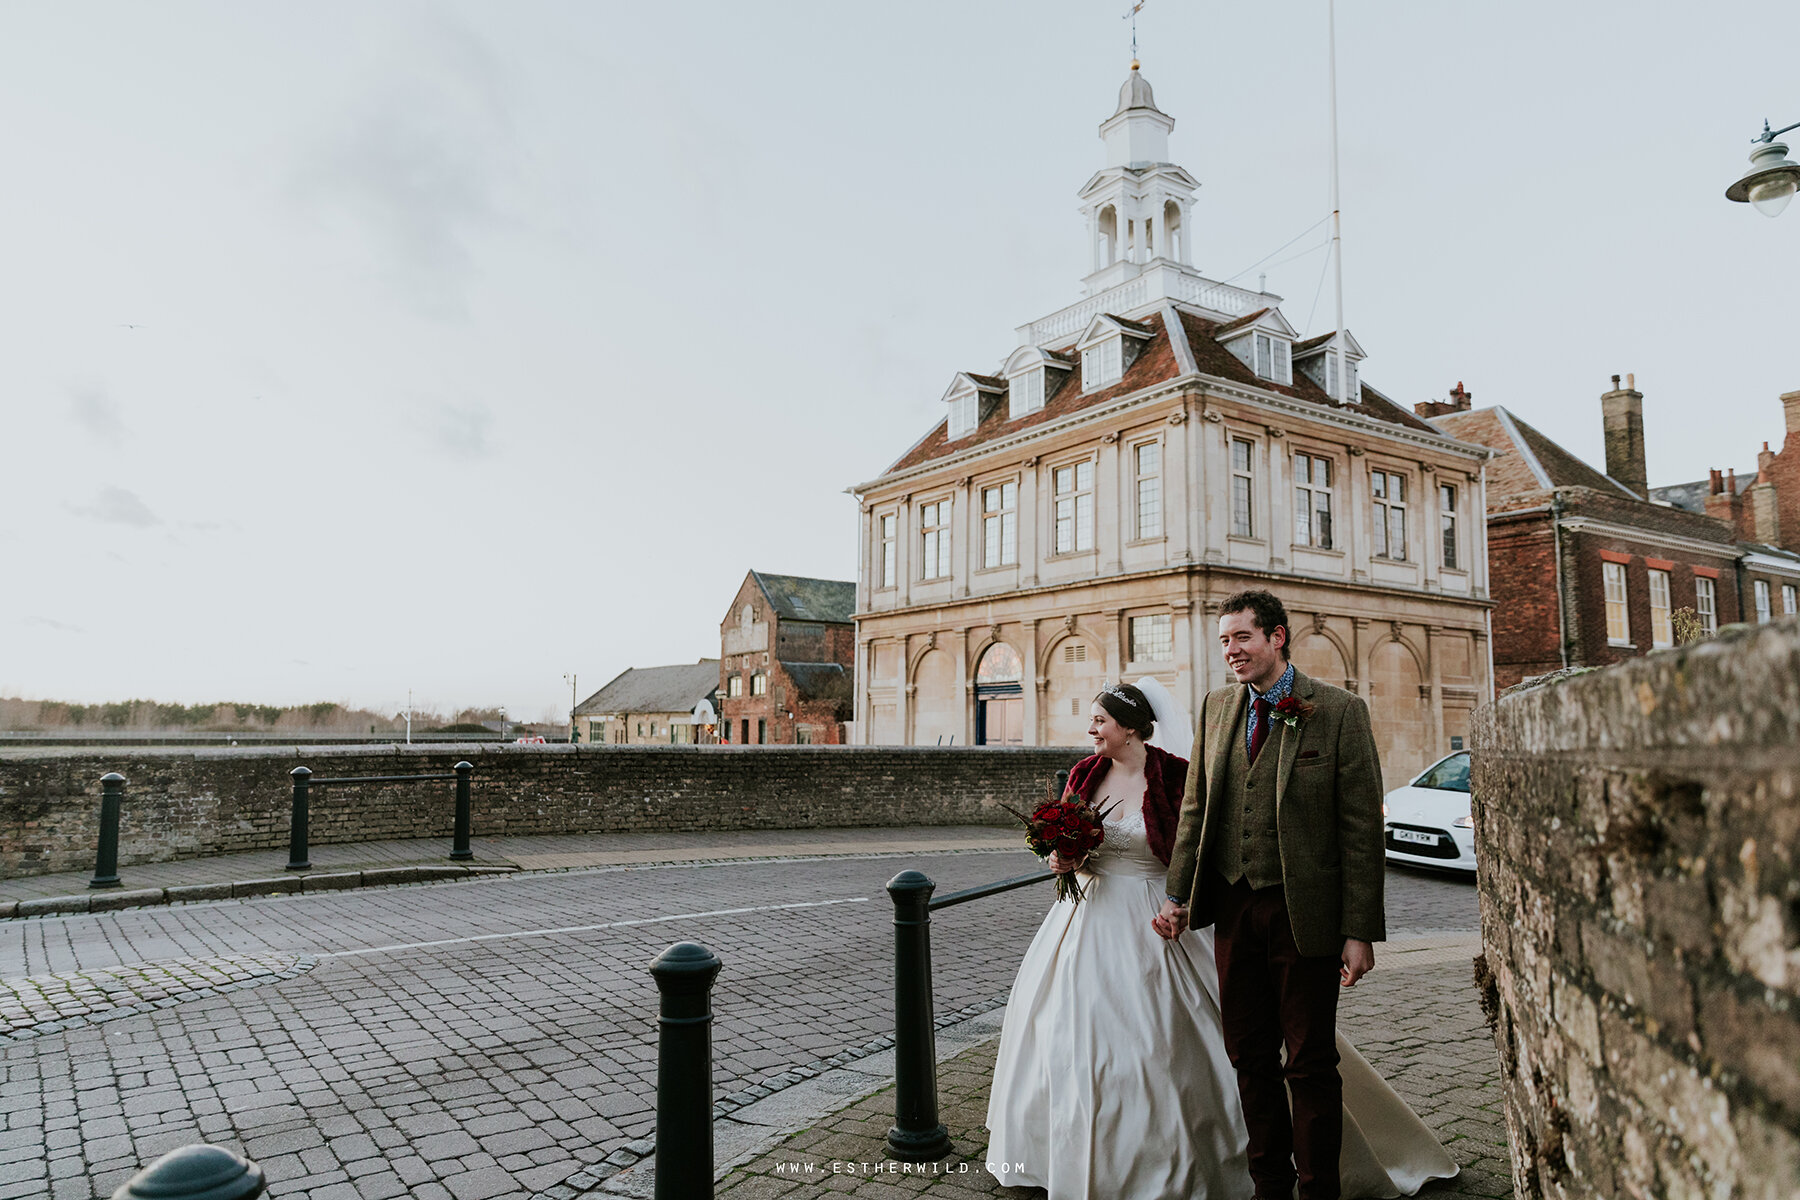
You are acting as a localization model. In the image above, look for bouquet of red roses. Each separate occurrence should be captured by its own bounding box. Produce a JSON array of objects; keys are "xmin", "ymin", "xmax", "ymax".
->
[{"xmin": 1001, "ymin": 793, "xmax": 1116, "ymax": 905}]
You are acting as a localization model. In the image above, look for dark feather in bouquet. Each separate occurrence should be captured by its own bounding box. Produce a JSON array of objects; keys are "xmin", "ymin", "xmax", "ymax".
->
[{"xmin": 1002, "ymin": 782, "xmax": 1117, "ymax": 905}]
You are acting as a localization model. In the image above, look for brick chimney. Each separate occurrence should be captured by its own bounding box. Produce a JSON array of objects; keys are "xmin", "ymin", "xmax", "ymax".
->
[
  {"xmin": 1414, "ymin": 381, "xmax": 1474, "ymax": 419},
  {"xmin": 1601, "ymin": 373, "xmax": 1648, "ymax": 498},
  {"xmin": 1706, "ymin": 467, "xmax": 1748, "ymax": 537},
  {"xmin": 1784, "ymin": 389, "xmax": 1800, "ymax": 436}
]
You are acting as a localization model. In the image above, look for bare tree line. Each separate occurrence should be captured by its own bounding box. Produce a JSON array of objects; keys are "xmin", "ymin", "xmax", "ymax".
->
[{"xmin": 0, "ymin": 697, "xmax": 512, "ymax": 733}]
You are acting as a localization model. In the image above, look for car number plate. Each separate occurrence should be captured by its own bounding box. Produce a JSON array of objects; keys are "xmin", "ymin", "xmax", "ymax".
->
[{"xmin": 1392, "ymin": 829, "xmax": 1439, "ymax": 846}]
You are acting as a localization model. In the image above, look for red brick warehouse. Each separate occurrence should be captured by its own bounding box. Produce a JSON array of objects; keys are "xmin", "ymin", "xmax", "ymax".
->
[{"xmin": 718, "ymin": 571, "xmax": 856, "ymax": 744}]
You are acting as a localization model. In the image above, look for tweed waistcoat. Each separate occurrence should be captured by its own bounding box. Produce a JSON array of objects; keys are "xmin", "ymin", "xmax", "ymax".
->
[{"xmin": 1209, "ymin": 708, "xmax": 1284, "ymax": 889}]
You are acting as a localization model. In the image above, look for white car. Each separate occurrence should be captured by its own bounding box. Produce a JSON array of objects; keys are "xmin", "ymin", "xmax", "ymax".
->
[{"xmin": 1382, "ymin": 751, "xmax": 1475, "ymax": 874}]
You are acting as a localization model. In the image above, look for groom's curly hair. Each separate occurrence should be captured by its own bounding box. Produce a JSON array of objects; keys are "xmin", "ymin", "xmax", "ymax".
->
[{"xmin": 1218, "ymin": 589, "xmax": 1292, "ymax": 661}]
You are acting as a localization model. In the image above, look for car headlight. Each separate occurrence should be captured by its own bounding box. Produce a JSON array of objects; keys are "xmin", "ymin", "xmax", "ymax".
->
[
  {"xmin": 1382, "ymin": 803, "xmax": 1388, "ymax": 817},
  {"xmin": 1453, "ymin": 815, "xmax": 1473, "ymax": 828}
]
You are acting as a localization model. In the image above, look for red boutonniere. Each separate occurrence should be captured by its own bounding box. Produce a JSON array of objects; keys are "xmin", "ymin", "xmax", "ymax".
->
[{"xmin": 1271, "ymin": 695, "xmax": 1314, "ymax": 729}]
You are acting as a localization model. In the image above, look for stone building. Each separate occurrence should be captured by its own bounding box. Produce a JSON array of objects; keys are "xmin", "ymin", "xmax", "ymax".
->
[
  {"xmin": 573, "ymin": 660, "xmax": 721, "ymax": 745},
  {"xmin": 718, "ymin": 571, "xmax": 856, "ymax": 745},
  {"xmin": 849, "ymin": 63, "xmax": 1495, "ymax": 789},
  {"xmin": 1427, "ymin": 377, "xmax": 1800, "ymax": 689}
]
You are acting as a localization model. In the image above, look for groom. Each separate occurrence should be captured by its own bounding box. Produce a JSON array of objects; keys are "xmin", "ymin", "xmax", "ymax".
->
[{"xmin": 1155, "ymin": 589, "xmax": 1385, "ymax": 1200}]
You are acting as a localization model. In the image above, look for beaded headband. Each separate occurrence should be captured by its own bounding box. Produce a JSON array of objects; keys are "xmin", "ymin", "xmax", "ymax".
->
[{"xmin": 1100, "ymin": 683, "xmax": 1140, "ymax": 708}]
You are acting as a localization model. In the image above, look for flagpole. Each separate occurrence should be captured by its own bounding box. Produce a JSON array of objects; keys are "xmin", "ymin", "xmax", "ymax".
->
[{"xmin": 1328, "ymin": 0, "xmax": 1347, "ymax": 405}]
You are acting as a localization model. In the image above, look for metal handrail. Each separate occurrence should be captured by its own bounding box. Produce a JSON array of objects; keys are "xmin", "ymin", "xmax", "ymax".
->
[{"xmin": 927, "ymin": 870, "xmax": 1055, "ymax": 911}]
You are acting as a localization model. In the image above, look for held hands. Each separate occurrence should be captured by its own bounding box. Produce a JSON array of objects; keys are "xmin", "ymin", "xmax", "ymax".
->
[
  {"xmin": 1045, "ymin": 850, "xmax": 1088, "ymax": 875},
  {"xmin": 1340, "ymin": 937, "xmax": 1374, "ymax": 987},
  {"xmin": 1152, "ymin": 898, "xmax": 1189, "ymax": 940}
]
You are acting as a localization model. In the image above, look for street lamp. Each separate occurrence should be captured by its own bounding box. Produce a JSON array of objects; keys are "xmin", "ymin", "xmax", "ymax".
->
[
  {"xmin": 1726, "ymin": 119, "xmax": 1800, "ymax": 218},
  {"xmin": 562, "ymin": 673, "xmax": 578, "ymax": 743}
]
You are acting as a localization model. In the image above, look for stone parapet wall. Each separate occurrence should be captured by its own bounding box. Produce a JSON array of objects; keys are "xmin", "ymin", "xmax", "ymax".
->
[
  {"xmin": 1472, "ymin": 618, "xmax": 1800, "ymax": 1198},
  {"xmin": 0, "ymin": 745, "xmax": 1084, "ymax": 879}
]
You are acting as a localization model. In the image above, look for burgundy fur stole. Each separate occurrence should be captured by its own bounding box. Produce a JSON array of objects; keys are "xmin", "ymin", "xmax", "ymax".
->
[{"xmin": 1061, "ymin": 744, "xmax": 1189, "ymax": 867}]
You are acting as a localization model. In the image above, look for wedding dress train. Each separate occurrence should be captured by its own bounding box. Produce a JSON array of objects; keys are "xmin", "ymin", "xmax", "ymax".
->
[{"xmin": 985, "ymin": 806, "xmax": 1458, "ymax": 1199}]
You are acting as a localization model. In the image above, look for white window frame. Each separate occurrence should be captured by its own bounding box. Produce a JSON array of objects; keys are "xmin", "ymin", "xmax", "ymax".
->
[
  {"xmin": 1230, "ymin": 437, "xmax": 1255, "ymax": 539},
  {"xmin": 727, "ymin": 675, "xmax": 743, "ymax": 698},
  {"xmin": 1439, "ymin": 483, "xmax": 1459, "ymax": 569},
  {"xmin": 1009, "ymin": 369, "xmax": 1045, "ymax": 418},
  {"xmin": 1784, "ymin": 583, "xmax": 1797, "ymax": 616},
  {"xmin": 1695, "ymin": 575, "xmax": 1718, "ymax": 634},
  {"xmin": 1603, "ymin": 561, "xmax": 1630, "ymax": 645},
  {"xmin": 1081, "ymin": 337, "xmax": 1122, "ymax": 390},
  {"xmin": 751, "ymin": 673, "xmax": 768, "ymax": 696},
  {"xmin": 947, "ymin": 391, "xmax": 978, "ymax": 439},
  {"xmin": 981, "ymin": 481, "xmax": 1018, "ymax": 568},
  {"xmin": 1133, "ymin": 440, "xmax": 1163, "ymax": 539},
  {"xmin": 1053, "ymin": 459, "xmax": 1095, "ymax": 554},
  {"xmin": 1252, "ymin": 332, "xmax": 1292, "ymax": 385},
  {"xmin": 919, "ymin": 500, "xmax": 952, "ymax": 579},
  {"xmin": 1129, "ymin": 613, "xmax": 1173, "ymax": 663},
  {"xmin": 878, "ymin": 513, "xmax": 897, "ymax": 589},
  {"xmin": 1372, "ymin": 469, "xmax": 1409, "ymax": 560},
  {"xmin": 1323, "ymin": 352, "xmax": 1359, "ymax": 400},
  {"xmin": 1293, "ymin": 452, "xmax": 1334, "ymax": 549},
  {"xmin": 1754, "ymin": 579, "xmax": 1773, "ymax": 624},
  {"xmin": 1648, "ymin": 568, "xmax": 1672, "ymax": 649}
]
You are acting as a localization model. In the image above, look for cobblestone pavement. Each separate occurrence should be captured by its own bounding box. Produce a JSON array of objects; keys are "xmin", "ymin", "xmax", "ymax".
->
[{"xmin": 0, "ymin": 830, "xmax": 1492, "ymax": 1200}]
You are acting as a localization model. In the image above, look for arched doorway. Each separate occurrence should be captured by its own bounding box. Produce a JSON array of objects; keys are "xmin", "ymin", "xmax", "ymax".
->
[{"xmin": 975, "ymin": 643, "xmax": 1024, "ymax": 746}]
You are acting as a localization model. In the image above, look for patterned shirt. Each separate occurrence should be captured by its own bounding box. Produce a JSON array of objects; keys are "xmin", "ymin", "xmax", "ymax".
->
[{"xmin": 1245, "ymin": 662, "xmax": 1296, "ymax": 757}]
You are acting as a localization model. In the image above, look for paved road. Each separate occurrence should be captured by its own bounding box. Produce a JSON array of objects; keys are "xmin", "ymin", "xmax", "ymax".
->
[{"xmin": 0, "ymin": 851, "xmax": 1477, "ymax": 1200}]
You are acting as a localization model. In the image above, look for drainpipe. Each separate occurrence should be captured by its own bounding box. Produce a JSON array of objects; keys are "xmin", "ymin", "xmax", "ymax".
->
[{"xmin": 1550, "ymin": 492, "xmax": 1570, "ymax": 669}]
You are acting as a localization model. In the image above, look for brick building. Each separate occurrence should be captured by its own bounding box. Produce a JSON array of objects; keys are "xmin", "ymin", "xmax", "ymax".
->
[
  {"xmin": 1426, "ymin": 378, "xmax": 1799, "ymax": 689},
  {"xmin": 572, "ymin": 660, "xmax": 721, "ymax": 745},
  {"xmin": 718, "ymin": 571, "xmax": 855, "ymax": 745},
  {"xmin": 1651, "ymin": 388, "xmax": 1800, "ymax": 623},
  {"xmin": 851, "ymin": 64, "xmax": 1495, "ymax": 789}
]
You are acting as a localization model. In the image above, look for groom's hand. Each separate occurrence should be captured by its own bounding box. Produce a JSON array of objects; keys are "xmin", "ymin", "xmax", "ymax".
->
[
  {"xmin": 1153, "ymin": 899, "xmax": 1188, "ymax": 940},
  {"xmin": 1340, "ymin": 937, "xmax": 1374, "ymax": 987}
]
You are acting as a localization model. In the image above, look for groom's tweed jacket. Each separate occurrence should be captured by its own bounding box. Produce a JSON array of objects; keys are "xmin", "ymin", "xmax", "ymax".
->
[{"xmin": 1164, "ymin": 668, "xmax": 1386, "ymax": 957}]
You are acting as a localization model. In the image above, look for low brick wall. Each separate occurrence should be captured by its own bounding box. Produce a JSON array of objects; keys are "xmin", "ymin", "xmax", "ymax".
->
[
  {"xmin": 1472, "ymin": 619, "xmax": 1800, "ymax": 1198},
  {"xmin": 0, "ymin": 745, "xmax": 1085, "ymax": 879}
]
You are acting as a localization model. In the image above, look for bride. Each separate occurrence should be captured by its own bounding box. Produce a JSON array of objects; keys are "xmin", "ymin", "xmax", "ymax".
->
[{"xmin": 984, "ymin": 679, "xmax": 1457, "ymax": 1199}]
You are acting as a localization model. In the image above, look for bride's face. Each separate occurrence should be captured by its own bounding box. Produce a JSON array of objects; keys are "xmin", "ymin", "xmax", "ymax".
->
[{"xmin": 1088, "ymin": 704, "xmax": 1131, "ymax": 757}]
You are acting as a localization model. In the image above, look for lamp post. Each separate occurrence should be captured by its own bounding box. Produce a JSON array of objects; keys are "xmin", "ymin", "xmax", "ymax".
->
[
  {"xmin": 1726, "ymin": 119, "xmax": 1800, "ymax": 218},
  {"xmin": 563, "ymin": 673, "xmax": 578, "ymax": 742}
]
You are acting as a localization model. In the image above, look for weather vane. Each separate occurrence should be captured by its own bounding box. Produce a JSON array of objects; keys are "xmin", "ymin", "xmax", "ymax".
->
[{"xmin": 1123, "ymin": 0, "xmax": 1146, "ymax": 63}]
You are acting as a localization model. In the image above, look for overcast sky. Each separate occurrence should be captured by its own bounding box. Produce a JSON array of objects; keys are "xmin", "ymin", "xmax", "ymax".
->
[{"xmin": 3, "ymin": 1, "xmax": 1795, "ymax": 720}]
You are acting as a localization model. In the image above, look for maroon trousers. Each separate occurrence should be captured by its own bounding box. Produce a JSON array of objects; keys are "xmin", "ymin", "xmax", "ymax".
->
[{"xmin": 1212, "ymin": 873, "xmax": 1343, "ymax": 1200}]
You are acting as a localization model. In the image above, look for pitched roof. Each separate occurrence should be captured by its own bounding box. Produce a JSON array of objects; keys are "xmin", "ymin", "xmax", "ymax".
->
[
  {"xmin": 781, "ymin": 661, "xmax": 853, "ymax": 704},
  {"xmin": 752, "ymin": 572, "xmax": 856, "ymax": 624},
  {"xmin": 1430, "ymin": 406, "xmax": 1637, "ymax": 500},
  {"xmin": 1650, "ymin": 470, "xmax": 1759, "ymax": 515},
  {"xmin": 882, "ymin": 306, "xmax": 1436, "ymax": 475},
  {"xmin": 574, "ymin": 660, "xmax": 720, "ymax": 717}
]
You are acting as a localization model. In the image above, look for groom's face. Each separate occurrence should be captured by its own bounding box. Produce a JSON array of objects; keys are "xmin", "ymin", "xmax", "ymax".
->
[{"xmin": 1218, "ymin": 610, "xmax": 1286, "ymax": 690}]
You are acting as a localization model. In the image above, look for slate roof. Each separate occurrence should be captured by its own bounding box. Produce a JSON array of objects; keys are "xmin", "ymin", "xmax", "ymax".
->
[
  {"xmin": 574, "ymin": 660, "xmax": 720, "ymax": 717},
  {"xmin": 883, "ymin": 305, "xmax": 1436, "ymax": 476},
  {"xmin": 752, "ymin": 572, "xmax": 856, "ymax": 625},
  {"xmin": 782, "ymin": 662, "xmax": 853, "ymax": 704},
  {"xmin": 1650, "ymin": 470, "xmax": 1759, "ymax": 515}
]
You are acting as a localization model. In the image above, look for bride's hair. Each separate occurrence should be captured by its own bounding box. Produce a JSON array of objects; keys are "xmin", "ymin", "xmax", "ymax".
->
[{"xmin": 1093, "ymin": 683, "xmax": 1156, "ymax": 739}]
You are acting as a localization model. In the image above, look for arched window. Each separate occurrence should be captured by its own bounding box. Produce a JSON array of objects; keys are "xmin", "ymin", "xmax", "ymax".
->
[
  {"xmin": 975, "ymin": 643, "xmax": 1023, "ymax": 746},
  {"xmin": 976, "ymin": 642, "xmax": 1022, "ymax": 685}
]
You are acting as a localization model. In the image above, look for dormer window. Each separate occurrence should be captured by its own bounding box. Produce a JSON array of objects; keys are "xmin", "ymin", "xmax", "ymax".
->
[
  {"xmin": 1075, "ymin": 315, "xmax": 1153, "ymax": 393},
  {"xmin": 1216, "ymin": 308, "xmax": 1298, "ymax": 387},
  {"xmin": 1001, "ymin": 346, "xmax": 1074, "ymax": 419},
  {"xmin": 1252, "ymin": 333, "xmax": 1290, "ymax": 384},
  {"xmin": 1082, "ymin": 340, "xmax": 1122, "ymax": 389},
  {"xmin": 1293, "ymin": 330, "xmax": 1367, "ymax": 402},
  {"xmin": 941, "ymin": 372, "xmax": 1006, "ymax": 440},
  {"xmin": 1011, "ymin": 369, "xmax": 1044, "ymax": 416}
]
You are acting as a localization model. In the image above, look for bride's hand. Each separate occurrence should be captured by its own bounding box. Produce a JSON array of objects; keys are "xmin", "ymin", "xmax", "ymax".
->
[{"xmin": 1046, "ymin": 850, "xmax": 1087, "ymax": 874}]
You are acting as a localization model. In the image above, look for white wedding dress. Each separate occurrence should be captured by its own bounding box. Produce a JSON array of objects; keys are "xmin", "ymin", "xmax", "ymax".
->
[{"xmin": 985, "ymin": 803, "xmax": 1459, "ymax": 1199}]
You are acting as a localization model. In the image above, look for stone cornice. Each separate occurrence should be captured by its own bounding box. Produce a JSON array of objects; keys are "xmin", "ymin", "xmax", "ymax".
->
[{"xmin": 1553, "ymin": 515, "xmax": 1741, "ymax": 561}]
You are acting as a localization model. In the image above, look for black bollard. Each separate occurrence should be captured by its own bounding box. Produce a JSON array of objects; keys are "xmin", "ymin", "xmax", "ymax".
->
[
  {"xmin": 650, "ymin": 942, "xmax": 723, "ymax": 1200},
  {"xmin": 113, "ymin": 1143, "xmax": 264, "ymax": 1200},
  {"xmin": 286, "ymin": 766, "xmax": 311, "ymax": 871},
  {"xmin": 450, "ymin": 761, "xmax": 474, "ymax": 861},
  {"xmin": 1055, "ymin": 767, "xmax": 1070, "ymax": 798},
  {"xmin": 89, "ymin": 773, "xmax": 126, "ymax": 889},
  {"xmin": 886, "ymin": 870, "xmax": 951, "ymax": 1162}
]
